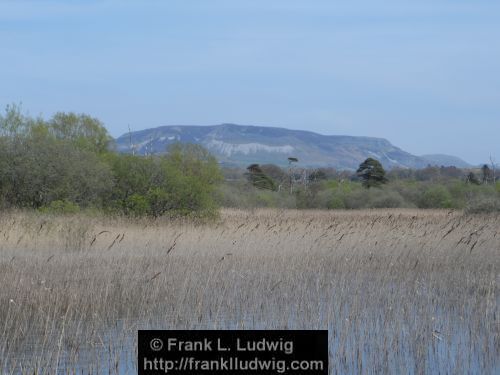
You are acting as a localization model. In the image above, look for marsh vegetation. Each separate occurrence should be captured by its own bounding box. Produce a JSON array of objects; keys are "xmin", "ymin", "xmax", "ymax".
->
[{"xmin": 0, "ymin": 209, "xmax": 498, "ymax": 374}]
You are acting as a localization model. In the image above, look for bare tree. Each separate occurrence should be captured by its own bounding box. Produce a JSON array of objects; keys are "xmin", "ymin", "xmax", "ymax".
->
[
  {"xmin": 287, "ymin": 157, "xmax": 298, "ymax": 194},
  {"xmin": 490, "ymin": 155, "xmax": 497, "ymax": 183},
  {"xmin": 128, "ymin": 124, "xmax": 136, "ymax": 156}
]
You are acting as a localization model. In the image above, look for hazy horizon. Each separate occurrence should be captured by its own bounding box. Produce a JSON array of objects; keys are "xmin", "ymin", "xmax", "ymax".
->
[{"xmin": 1, "ymin": 0, "xmax": 499, "ymax": 165}]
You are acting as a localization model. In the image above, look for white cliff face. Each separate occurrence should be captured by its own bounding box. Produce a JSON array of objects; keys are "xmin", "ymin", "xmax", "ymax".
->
[{"xmin": 205, "ymin": 139, "xmax": 295, "ymax": 156}]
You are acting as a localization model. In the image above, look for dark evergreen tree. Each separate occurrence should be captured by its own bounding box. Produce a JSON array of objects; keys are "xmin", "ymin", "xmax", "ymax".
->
[
  {"xmin": 481, "ymin": 164, "xmax": 492, "ymax": 184},
  {"xmin": 356, "ymin": 158, "xmax": 388, "ymax": 188},
  {"xmin": 308, "ymin": 169, "xmax": 328, "ymax": 182},
  {"xmin": 245, "ymin": 164, "xmax": 277, "ymax": 191}
]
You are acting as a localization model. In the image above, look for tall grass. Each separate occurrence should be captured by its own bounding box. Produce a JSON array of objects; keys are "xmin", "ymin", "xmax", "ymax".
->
[{"xmin": 0, "ymin": 209, "xmax": 498, "ymax": 374}]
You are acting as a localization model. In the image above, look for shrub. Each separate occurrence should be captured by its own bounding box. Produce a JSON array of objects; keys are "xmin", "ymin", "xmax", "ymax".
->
[
  {"xmin": 465, "ymin": 196, "xmax": 500, "ymax": 214},
  {"xmin": 102, "ymin": 144, "xmax": 222, "ymax": 218},
  {"xmin": 124, "ymin": 194, "xmax": 150, "ymax": 216},
  {"xmin": 370, "ymin": 190, "xmax": 406, "ymax": 208},
  {"xmin": 324, "ymin": 193, "xmax": 346, "ymax": 209},
  {"xmin": 418, "ymin": 185, "xmax": 453, "ymax": 208},
  {"xmin": 146, "ymin": 188, "xmax": 170, "ymax": 217},
  {"xmin": 256, "ymin": 191, "xmax": 278, "ymax": 207},
  {"xmin": 0, "ymin": 135, "xmax": 113, "ymax": 209},
  {"xmin": 39, "ymin": 200, "xmax": 80, "ymax": 214}
]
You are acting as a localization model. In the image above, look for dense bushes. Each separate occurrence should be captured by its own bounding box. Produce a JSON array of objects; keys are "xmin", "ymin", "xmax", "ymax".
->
[
  {"xmin": 0, "ymin": 105, "xmax": 222, "ymax": 217},
  {"xmin": 0, "ymin": 135, "xmax": 113, "ymax": 209},
  {"xmin": 218, "ymin": 172, "xmax": 500, "ymax": 212}
]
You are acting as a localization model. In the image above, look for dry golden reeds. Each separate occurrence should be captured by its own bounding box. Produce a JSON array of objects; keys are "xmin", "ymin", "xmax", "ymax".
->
[{"xmin": 0, "ymin": 209, "xmax": 498, "ymax": 374}]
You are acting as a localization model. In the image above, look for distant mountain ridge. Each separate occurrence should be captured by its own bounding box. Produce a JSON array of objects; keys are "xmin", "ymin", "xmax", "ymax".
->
[
  {"xmin": 420, "ymin": 154, "xmax": 471, "ymax": 168},
  {"xmin": 115, "ymin": 124, "xmax": 470, "ymax": 170}
]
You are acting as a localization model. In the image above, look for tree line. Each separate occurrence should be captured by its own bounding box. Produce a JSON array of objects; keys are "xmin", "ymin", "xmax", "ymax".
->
[
  {"xmin": 2, "ymin": 104, "xmax": 498, "ymax": 215},
  {"xmin": 224, "ymin": 157, "xmax": 500, "ymax": 213},
  {"xmin": 0, "ymin": 104, "xmax": 221, "ymax": 217}
]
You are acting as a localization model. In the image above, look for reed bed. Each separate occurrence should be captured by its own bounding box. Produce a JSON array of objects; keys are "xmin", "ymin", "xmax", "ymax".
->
[{"xmin": 0, "ymin": 209, "xmax": 498, "ymax": 374}]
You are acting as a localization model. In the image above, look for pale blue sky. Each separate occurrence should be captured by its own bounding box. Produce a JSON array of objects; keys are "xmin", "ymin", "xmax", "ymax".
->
[{"xmin": 1, "ymin": 0, "xmax": 499, "ymax": 164}]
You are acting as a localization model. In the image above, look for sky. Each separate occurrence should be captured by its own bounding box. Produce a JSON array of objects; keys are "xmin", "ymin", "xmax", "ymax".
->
[{"xmin": 0, "ymin": 0, "xmax": 499, "ymax": 164}]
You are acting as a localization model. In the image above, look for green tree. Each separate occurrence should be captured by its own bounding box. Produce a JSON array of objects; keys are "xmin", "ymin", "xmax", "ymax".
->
[
  {"xmin": 260, "ymin": 164, "xmax": 287, "ymax": 183},
  {"xmin": 48, "ymin": 112, "xmax": 113, "ymax": 153},
  {"xmin": 103, "ymin": 143, "xmax": 222, "ymax": 217},
  {"xmin": 0, "ymin": 135, "xmax": 112, "ymax": 208},
  {"xmin": 245, "ymin": 164, "xmax": 277, "ymax": 191},
  {"xmin": 164, "ymin": 143, "xmax": 222, "ymax": 186},
  {"xmin": 102, "ymin": 153, "xmax": 162, "ymax": 214},
  {"xmin": 161, "ymin": 143, "xmax": 223, "ymax": 216},
  {"xmin": 0, "ymin": 103, "xmax": 35, "ymax": 137},
  {"xmin": 356, "ymin": 158, "xmax": 388, "ymax": 188}
]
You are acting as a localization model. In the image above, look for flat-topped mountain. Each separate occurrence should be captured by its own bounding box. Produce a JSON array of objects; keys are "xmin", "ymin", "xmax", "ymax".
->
[{"xmin": 115, "ymin": 124, "xmax": 469, "ymax": 170}]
